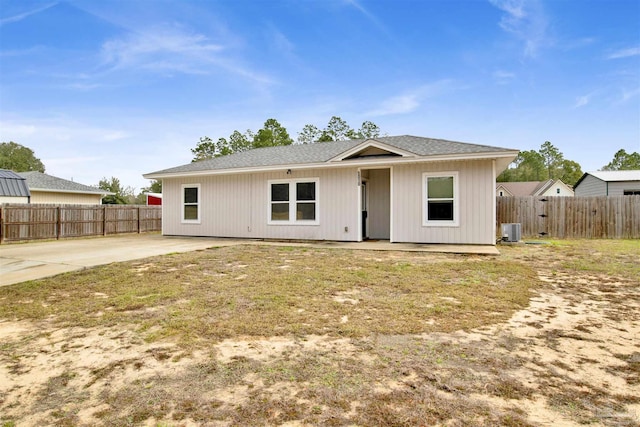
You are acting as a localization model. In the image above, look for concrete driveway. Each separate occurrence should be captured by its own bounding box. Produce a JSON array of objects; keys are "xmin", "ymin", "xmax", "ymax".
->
[
  {"xmin": 0, "ymin": 234, "xmax": 228, "ymax": 287},
  {"xmin": 0, "ymin": 234, "xmax": 499, "ymax": 287}
]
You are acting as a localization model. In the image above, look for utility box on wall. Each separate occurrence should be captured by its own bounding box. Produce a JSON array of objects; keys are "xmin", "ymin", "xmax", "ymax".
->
[{"xmin": 501, "ymin": 223, "xmax": 522, "ymax": 242}]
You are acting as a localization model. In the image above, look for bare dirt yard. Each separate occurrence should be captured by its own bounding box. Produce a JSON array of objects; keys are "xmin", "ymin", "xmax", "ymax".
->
[{"xmin": 0, "ymin": 240, "xmax": 638, "ymax": 426}]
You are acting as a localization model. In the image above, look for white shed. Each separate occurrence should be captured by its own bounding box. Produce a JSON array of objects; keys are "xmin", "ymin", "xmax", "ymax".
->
[{"xmin": 144, "ymin": 135, "xmax": 518, "ymax": 245}]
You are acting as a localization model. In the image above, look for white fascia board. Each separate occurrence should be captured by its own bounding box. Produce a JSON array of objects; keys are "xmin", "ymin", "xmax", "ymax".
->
[
  {"xmin": 144, "ymin": 150, "xmax": 520, "ymax": 180},
  {"xmin": 327, "ymin": 139, "xmax": 417, "ymax": 162}
]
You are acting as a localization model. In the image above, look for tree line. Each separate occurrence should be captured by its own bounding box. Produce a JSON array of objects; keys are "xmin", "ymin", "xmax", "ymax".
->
[
  {"xmin": 496, "ymin": 141, "xmax": 640, "ymax": 185},
  {"xmin": 1, "ymin": 130, "xmax": 638, "ymax": 204},
  {"xmin": 191, "ymin": 116, "xmax": 381, "ymax": 161}
]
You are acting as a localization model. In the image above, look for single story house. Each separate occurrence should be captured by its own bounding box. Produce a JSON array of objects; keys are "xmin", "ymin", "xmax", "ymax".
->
[
  {"xmin": 0, "ymin": 169, "xmax": 30, "ymax": 203},
  {"xmin": 144, "ymin": 135, "xmax": 518, "ymax": 245},
  {"xmin": 573, "ymin": 170, "xmax": 640, "ymax": 196},
  {"xmin": 17, "ymin": 171, "xmax": 112, "ymax": 204},
  {"xmin": 496, "ymin": 179, "xmax": 574, "ymax": 197}
]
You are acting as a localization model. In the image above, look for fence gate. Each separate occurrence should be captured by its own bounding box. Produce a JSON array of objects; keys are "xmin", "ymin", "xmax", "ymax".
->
[{"xmin": 496, "ymin": 195, "xmax": 640, "ymax": 239}]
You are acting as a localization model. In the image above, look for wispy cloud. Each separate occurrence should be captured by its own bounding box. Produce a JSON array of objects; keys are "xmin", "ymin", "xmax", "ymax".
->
[
  {"xmin": 344, "ymin": 0, "xmax": 390, "ymax": 36},
  {"xmin": 489, "ymin": 0, "xmax": 549, "ymax": 58},
  {"xmin": 493, "ymin": 70, "xmax": 516, "ymax": 84},
  {"xmin": 618, "ymin": 88, "xmax": 640, "ymax": 104},
  {"xmin": 366, "ymin": 80, "xmax": 454, "ymax": 116},
  {"xmin": 101, "ymin": 26, "xmax": 223, "ymax": 73},
  {"xmin": 573, "ymin": 92, "xmax": 595, "ymax": 108},
  {"xmin": 559, "ymin": 37, "xmax": 596, "ymax": 51},
  {"xmin": 100, "ymin": 25, "xmax": 273, "ymax": 83},
  {"xmin": 0, "ymin": 1, "xmax": 57, "ymax": 26},
  {"xmin": 606, "ymin": 47, "xmax": 640, "ymax": 59},
  {"xmin": 269, "ymin": 26, "xmax": 295, "ymax": 56}
]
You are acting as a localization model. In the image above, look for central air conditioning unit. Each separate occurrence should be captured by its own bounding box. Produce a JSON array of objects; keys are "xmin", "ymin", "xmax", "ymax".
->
[{"xmin": 501, "ymin": 223, "xmax": 522, "ymax": 242}]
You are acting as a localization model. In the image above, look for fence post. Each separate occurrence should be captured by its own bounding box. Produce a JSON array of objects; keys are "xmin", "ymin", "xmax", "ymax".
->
[
  {"xmin": 137, "ymin": 205, "xmax": 141, "ymax": 233},
  {"xmin": 103, "ymin": 205, "xmax": 107, "ymax": 236},
  {"xmin": 56, "ymin": 206, "xmax": 61, "ymax": 240},
  {"xmin": 0, "ymin": 206, "xmax": 3, "ymax": 244}
]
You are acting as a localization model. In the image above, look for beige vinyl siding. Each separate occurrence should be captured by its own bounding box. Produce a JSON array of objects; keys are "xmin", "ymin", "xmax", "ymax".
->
[
  {"xmin": 29, "ymin": 191, "xmax": 104, "ymax": 205},
  {"xmin": 162, "ymin": 168, "xmax": 360, "ymax": 241},
  {"xmin": 392, "ymin": 160, "xmax": 495, "ymax": 244},
  {"xmin": 540, "ymin": 182, "xmax": 574, "ymax": 197},
  {"xmin": 0, "ymin": 196, "xmax": 29, "ymax": 204}
]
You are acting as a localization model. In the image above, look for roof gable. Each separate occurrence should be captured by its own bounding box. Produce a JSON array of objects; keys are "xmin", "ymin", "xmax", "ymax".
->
[
  {"xmin": 328, "ymin": 139, "xmax": 415, "ymax": 162},
  {"xmin": 497, "ymin": 181, "xmax": 551, "ymax": 196}
]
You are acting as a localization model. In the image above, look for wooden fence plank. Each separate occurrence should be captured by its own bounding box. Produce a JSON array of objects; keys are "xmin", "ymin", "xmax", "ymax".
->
[
  {"xmin": 497, "ymin": 195, "xmax": 640, "ymax": 239},
  {"xmin": 0, "ymin": 204, "xmax": 162, "ymax": 243}
]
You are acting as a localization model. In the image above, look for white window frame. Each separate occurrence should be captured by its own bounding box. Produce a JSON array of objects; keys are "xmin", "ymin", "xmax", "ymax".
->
[
  {"xmin": 422, "ymin": 172, "xmax": 459, "ymax": 227},
  {"xmin": 268, "ymin": 178, "xmax": 319, "ymax": 225},
  {"xmin": 181, "ymin": 183, "xmax": 201, "ymax": 224}
]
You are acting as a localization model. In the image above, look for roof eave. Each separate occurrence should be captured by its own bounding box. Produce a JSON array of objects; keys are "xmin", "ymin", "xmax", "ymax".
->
[
  {"xmin": 144, "ymin": 150, "xmax": 519, "ymax": 180},
  {"xmin": 29, "ymin": 188, "xmax": 115, "ymax": 196}
]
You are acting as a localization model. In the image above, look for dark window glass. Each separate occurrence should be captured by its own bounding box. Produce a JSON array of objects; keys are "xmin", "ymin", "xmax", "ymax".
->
[
  {"xmin": 271, "ymin": 183, "xmax": 289, "ymax": 202},
  {"xmin": 271, "ymin": 203, "xmax": 289, "ymax": 221},
  {"xmin": 296, "ymin": 203, "xmax": 316, "ymax": 220},
  {"xmin": 296, "ymin": 182, "xmax": 316, "ymax": 201},
  {"xmin": 428, "ymin": 201, "xmax": 454, "ymax": 221},
  {"xmin": 184, "ymin": 205, "xmax": 198, "ymax": 220},
  {"xmin": 184, "ymin": 187, "xmax": 198, "ymax": 204}
]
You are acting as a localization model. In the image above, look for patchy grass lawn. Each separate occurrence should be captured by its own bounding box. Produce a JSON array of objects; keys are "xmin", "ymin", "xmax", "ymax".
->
[{"xmin": 0, "ymin": 240, "xmax": 638, "ymax": 426}]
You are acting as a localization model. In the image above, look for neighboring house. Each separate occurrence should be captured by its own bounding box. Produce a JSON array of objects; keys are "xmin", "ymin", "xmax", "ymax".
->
[
  {"xmin": 573, "ymin": 170, "xmax": 640, "ymax": 196},
  {"xmin": 17, "ymin": 171, "xmax": 113, "ymax": 204},
  {"xmin": 0, "ymin": 169, "xmax": 30, "ymax": 203},
  {"xmin": 145, "ymin": 135, "xmax": 518, "ymax": 245},
  {"xmin": 146, "ymin": 192, "xmax": 162, "ymax": 205},
  {"xmin": 496, "ymin": 179, "xmax": 575, "ymax": 197}
]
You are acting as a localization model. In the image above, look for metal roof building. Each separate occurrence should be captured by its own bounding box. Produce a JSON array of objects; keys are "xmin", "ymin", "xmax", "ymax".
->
[{"xmin": 0, "ymin": 169, "xmax": 31, "ymax": 202}]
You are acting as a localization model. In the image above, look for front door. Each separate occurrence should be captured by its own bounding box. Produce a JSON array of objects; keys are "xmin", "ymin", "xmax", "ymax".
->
[{"xmin": 361, "ymin": 181, "xmax": 368, "ymax": 240}]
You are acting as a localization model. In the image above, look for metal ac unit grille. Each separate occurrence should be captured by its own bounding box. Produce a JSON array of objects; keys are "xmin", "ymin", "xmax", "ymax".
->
[{"xmin": 501, "ymin": 223, "xmax": 522, "ymax": 242}]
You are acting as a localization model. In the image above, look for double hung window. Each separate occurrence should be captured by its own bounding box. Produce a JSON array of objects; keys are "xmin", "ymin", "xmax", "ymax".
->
[
  {"xmin": 269, "ymin": 179, "xmax": 319, "ymax": 224},
  {"xmin": 182, "ymin": 184, "xmax": 200, "ymax": 223},
  {"xmin": 423, "ymin": 172, "xmax": 458, "ymax": 226}
]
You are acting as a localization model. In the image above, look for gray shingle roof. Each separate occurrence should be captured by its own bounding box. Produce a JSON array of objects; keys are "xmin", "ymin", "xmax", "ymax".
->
[
  {"xmin": 17, "ymin": 171, "xmax": 110, "ymax": 194},
  {"xmin": 0, "ymin": 169, "xmax": 31, "ymax": 197},
  {"xmin": 147, "ymin": 135, "xmax": 516, "ymax": 176},
  {"xmin": 497, "ymin": 180, "xmax": 553, "ymax": 196}
]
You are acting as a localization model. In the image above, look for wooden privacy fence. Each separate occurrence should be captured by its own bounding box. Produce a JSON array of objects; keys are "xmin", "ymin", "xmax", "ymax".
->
[
  {"xmin": 0, "ymin": 204, "xmax": 162, "ymax": 244},
  {"xmin": 497, "ymin": 195, "xmax": 640, "ymax": 239}
]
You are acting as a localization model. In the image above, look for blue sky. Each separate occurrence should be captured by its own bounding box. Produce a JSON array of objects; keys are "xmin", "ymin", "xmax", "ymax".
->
[{"xmin": 1, "ymin": 0, "xmax": 639, "ymax": 191}]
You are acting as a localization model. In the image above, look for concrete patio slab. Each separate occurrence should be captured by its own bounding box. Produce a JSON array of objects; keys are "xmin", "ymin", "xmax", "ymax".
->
[{"xmin": 0, "ymin": 234, "xmax": 498, "ymax": 287}]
